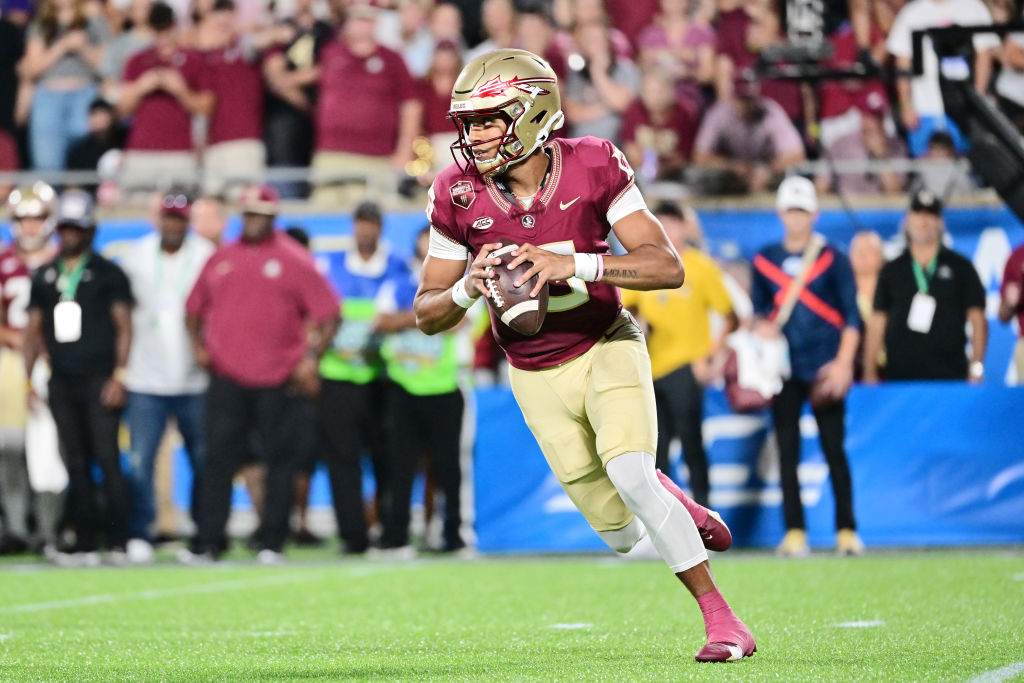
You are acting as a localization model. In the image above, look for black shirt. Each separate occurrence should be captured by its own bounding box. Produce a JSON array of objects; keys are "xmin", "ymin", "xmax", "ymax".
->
[
  {"xmin": 873, "ymin": 247, "xmax": 985, "ymax": 381},
  {"xmin": 28, "ymin": 251, "xmax": 133, "ymax": 377}
]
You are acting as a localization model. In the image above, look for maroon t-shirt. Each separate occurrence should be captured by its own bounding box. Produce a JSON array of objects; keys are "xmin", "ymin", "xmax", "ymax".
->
[
  {"xmin": 203, "ymin": 41, "xmax": 264, "ymax": 145},
  {"xmin": 123, "ymin": 46, "xmax": 209, "ymax": 151},
  {"xmin": 620, "ymin": 98, "xmax": 699, "ymax": 169},
  {"xmin": 604, "ymin": 0, "xmax": 660, "ymax": 44},
  {"xmin": 428, "ymin": 137, "xmax": 637, "ymax": 370},
  {"xmin": 315, "ymin": 41, "xmax": 414, "ymax": 156},
  {"xmin": 185, "ymin": 232, "xmax": 340, "ymax": 387}
]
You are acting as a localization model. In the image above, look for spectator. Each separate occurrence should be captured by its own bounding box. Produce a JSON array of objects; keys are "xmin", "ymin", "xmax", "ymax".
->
[
  {"xmin": 465, "ymin": 0, "xmax": 516, "ymax": 61},
  {"xmin": 182, "ymin": 184, "xmax": 339, "ymax": 563},
  {"xmin": 552, "ymin": 0, "xmax": 633, "ymax": 60},
  {"xmin": 66, "ymin": 98, "xmax": 125, "ymax": 191},
  {"xmin": 909, "ymin": 131, "xmax": 977, "ymax": 198},
  {"xmin": 415, "ymin": 39, "xmax": 462, "ymax": 183},
  {"xmin": 995, "ymin": 15, "xmax": 1024, "ymax": 135},
  {"xmin": 562, "ymin": 21, "xmax": 639, "ymax": 145},
  {"xmin": 378, "ymin": 227, "xmax": 469, "ymax": 555},
  {"xmin": 692, "ymin": 80, "xmax": 805, "ymax": 193},
  {"xmin": 751, "ymin": 177, "xmax": 862, "ymax": 557},
  {"xmin": 817, "ymin": 20, "xmax": 889, "ymax": 146},
  {"xmin": 118, "ymin": 2, "xmax": 213, "ymax": 194},
  {"xmin": 376, "ymin": 0, "xmax": 434, "ymax": 78},
  {"xmin": 849, "ymin": 230, "xmax": 886, "ymax": 379},
  {"xmin": 21, "ymin": 0, "xmax": 111, "ymax": 171},
  {"xmin": 622, "ymin": 202, "xmax": 738, "ymax": 507},
  {"xmin": 191, "ymin": 195, "xmax": 227, "ymax": 245},
  {"xmin": 998, "ymin": 238, "xmax": 1024, "ymax": 381},
  {"xmin": 120, "ymin": 191, "xmax": 214, "ymax": 563},
  {"xmin": 636, "ymin": 0, "xmax": 717, "ymax": 111},
  {"xmin": 0, "ymin": 8, "xmax": 25, "ymax": 140},
  {"xmin": 713, "ymin": 0, "xmax": 803, "ymax": 128},
  {"xmin": 621, "ymin": 67, "xmax": 699, "ymax": 183},
  {"xmin": 198, "ymin": 0, "xmax": 267, "ymax": 198},
  {"xmin": 261, "ymin": 0, "xmax": 332, "ymax": 199},
  {"xmin": 602, "ymin": 0, "xmax": 660, "ymax": 45},
  {"xmin": 319, "ymin": 200, "xmax": 408, "ymax": 555},
  {"xmin": 864, "ymin": 189, "xmax": 988, "ymax": 382},
  {"xmin": 99, "ymin": 0, "xmax": 153, "ymax": 104},
  {"xmin": 886, "ymin": 0, "xmax": 999, "ymax": 157},
  {"xmin": 516, "ymin": 4, "xmax": 566, "ymax": 80},
  {"xmin": 23, "ymin": 189, "xmax": 134, "ymax": 566},
  {"xmin": 817, "ymin": 94, "xmax": 906, "ymax": 196},
  {"xmin": 311, "ymin": 4, "xmax": 419, "ymax": 207},
  {"xmin": 427, "ymin": 1, "xmax": 465, "ymax": 51}
]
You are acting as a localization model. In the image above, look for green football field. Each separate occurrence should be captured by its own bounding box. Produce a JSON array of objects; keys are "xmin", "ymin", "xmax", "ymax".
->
[{"xmin": 1, "ymin": 549, "xmax": 1022, "ymax": 681}]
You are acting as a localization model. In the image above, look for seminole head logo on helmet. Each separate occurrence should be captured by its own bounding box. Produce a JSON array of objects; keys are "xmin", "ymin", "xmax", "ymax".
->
[
  {"xmin": 448, "ymin": 48, "xmax": 565, "ymax": 177},
  {"xmin": 6, "ymin": 181, "xmax": 57, "ymax": 251}
]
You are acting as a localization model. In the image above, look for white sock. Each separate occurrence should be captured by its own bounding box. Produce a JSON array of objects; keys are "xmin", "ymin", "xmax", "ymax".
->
[{"xmin": 605, "ymin": 451, "xmax": 708, "ymax": 573}]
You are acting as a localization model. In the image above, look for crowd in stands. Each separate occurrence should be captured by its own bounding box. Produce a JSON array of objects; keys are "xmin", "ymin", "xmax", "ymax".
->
[{"xmin": 0, "ymin": 0, "xmax": 1021, "ymax": 202}]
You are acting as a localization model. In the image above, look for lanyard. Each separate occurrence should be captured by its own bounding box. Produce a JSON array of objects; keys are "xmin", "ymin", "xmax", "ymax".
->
[
  {"xmin": 912, "ymin": 255, "xmax": 938, "ymax": 294},
  {"xmin": 57, "ymin": 252, "xmax": 91, "ymax": 302},
  {"xmin": 153, "ymin": 239, "xmax": 195, "ymax": 301}
]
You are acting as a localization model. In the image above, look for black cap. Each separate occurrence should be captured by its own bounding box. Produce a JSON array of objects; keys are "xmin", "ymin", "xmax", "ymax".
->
[
  {"xmin": 353, "ymin": 200, "xmax": 382, "ymax": 225},
  {"xmin": 54, "ymin": 189, "xmax": 97, "ymax": 229},
  {"xmin": 910, "ymin": 188, "xmax": 943, "ymax": 215}
]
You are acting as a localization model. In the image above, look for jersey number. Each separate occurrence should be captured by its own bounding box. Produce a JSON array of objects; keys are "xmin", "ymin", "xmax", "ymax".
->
[
  {"xmin": 1, "ymin": 276, "xmax": 31, "ymax": 329},
  {"xmin": 540, "ymin": 241, "xmax": 590, "ymax": 313}
]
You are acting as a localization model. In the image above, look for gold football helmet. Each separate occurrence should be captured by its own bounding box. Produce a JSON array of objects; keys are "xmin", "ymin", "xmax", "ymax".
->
[
  {"xmin": 6, "ymin": 181, "xmax": 56, "ymax": 250},
  {"xmin": 448, "ymin": 48, "xmax": 564, "ymax": 176}
]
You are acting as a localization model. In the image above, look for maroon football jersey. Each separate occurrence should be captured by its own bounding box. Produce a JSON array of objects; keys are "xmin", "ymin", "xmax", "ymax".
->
[
  {"xmin": 428, "ymin": 136, "xmax": 638, "ymax": 370},
  {"xmin": 0, "ymin": 247, "xmax": 31, "ymax": 331}
]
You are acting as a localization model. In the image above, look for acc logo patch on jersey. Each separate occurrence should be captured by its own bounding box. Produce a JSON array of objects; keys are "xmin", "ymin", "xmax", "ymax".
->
[
  {"xmin": 450, "ymin": 180, "xmax": 475, "ymax": 210},
  {"xmin": 472, "ymin": 217, "xmax": 494, "ymax": 230}
]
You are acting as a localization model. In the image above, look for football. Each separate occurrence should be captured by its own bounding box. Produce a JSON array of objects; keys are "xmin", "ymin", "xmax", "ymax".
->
[{"xmin": 484, "ymin": 243, "xmax": 549, "ymax": 336}]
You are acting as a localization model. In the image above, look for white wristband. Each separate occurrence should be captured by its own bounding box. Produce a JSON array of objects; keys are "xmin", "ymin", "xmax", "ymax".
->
[
  {"xmin": 574, "ymin": 253, "xmax": 600, "ymax": 282},
  {"xmin": 451, "ymin": 277, "xmax": 475, "ymax": 309}
]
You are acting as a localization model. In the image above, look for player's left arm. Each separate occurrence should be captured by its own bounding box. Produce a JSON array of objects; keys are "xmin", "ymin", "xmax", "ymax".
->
[{"xmin": 506, "ymin": 208, "xmax": 684, "ymax": 296}]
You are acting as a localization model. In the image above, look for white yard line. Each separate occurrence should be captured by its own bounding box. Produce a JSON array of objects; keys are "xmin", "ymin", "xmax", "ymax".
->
[
  {"xmin": 548, "ymin": 623, "xmax": 592, "ymax": 630},
  {"xmin": 0, "ymin": 573, "xmax": 310, "ymax": 615},
  {"xmin": 832, "ymin": 620, "xmax": 885, "ymax": 628},
  {"xmin": 967, "ymin": 661, "xmax": 1024, "ymax": 683}
]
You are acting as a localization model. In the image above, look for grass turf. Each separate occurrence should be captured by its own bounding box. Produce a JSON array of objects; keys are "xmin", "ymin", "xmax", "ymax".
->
[{"xmin": 1, "ymin": 549, "xmax": 1022, "ymax": 681}]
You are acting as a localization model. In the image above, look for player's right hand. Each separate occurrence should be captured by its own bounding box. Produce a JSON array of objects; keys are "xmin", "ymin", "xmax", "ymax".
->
[{"xmin": 466, "ymin": 242, "xmax": 505, "ymax": 299}]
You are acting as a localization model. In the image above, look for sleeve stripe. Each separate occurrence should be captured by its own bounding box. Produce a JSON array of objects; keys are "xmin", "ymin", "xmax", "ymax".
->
[
  {"xmin": 427, "ymin": 225, "xmax": 470, "ymax": 261},
  {"xmin": 606, "ymin": 184, "xmax": 647, "ymax": 226}
]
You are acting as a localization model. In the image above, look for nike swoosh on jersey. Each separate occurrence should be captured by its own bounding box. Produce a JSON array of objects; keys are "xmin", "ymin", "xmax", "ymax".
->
[{"xmin": 559, "ymin": 196, "xmax": 581, "ymax": 210}]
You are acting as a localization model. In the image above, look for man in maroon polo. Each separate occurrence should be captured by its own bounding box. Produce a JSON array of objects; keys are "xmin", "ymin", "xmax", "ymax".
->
[
  {"xmin": 182, "ymin": 184, "xmax": 339, "ymax": 564},
  {"xmin": 999, "ymin": 240, "xmax": 1024, "ymax": 380},
  {"xmin": 311, "ymin": 2, "xmax": 420, "ymax": 206},
  {"xmin": 200, "ymin": 0, "xmax": 266, "ymax": 198},
  {"xmin": 118, "ymin": 2, "xmax": 213, "ymax": 194}
]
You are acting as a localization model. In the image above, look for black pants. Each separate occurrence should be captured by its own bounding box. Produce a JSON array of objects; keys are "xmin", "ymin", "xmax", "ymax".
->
[
  {"xmin": 653, "ymin": 365, "xmax": 709, "ymax": 507},
  {"xmin": 319, "ymin": 379, "xmax": 388, "ymax": 552},
  {"xmin": 771, "ymin": 379, "xmax": 856, "ymax": 532},
  {"xmin": 48, "ymin": 372, "xmax": 128, "ymax": 551},
  {"xmin": 196, "ymin": 373, "xmax": 300, "ymax": 554},
  {"xmin": 382, "ymin": 387, "xmax": 465, "ymax": 549}
]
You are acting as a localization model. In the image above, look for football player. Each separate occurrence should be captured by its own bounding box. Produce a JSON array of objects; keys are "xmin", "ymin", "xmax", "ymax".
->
[
  {"xmin": 0, "ymin": 182, "xmax": 63, "ymax": 557},
  {"xmin": 414, "ymin": 49, "xmax": 755, "ymax": 662}
]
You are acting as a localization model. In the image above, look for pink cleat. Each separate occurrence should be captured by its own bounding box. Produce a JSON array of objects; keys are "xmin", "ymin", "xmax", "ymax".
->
[
  {"xmin": 695, "ymin": 594, "xmax": 757, "ymax": 663},
  {"xmin": 657, "ymin": 470, "xmax": 732, "ymax": 552}
]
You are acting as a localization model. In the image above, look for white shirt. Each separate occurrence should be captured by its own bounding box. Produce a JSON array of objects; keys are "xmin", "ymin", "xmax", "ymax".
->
[
  {"xmin": 886, "ymin": 0, "xmax": 999, "ymax": 115},
  {"xmin": 122, "ymin": 233, "xmax": 215, "ymax": 395}
]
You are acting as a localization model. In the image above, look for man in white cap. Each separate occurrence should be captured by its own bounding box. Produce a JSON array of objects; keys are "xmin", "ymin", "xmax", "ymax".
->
[{"xmin": 750, "ymin": 176, "xmax": 864, "ymax": 557}]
